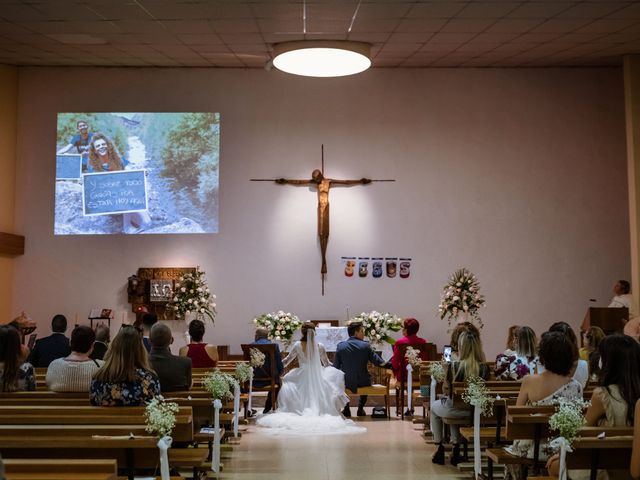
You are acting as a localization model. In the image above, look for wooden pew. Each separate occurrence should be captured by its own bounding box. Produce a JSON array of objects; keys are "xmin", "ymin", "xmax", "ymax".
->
[
  {"xmin": 4, "ymin": 459, "xmax": 118, "ymax": 480},
  {"xmin": 0, "ymin": 405, "xmax": 194, "ymax": 443}
]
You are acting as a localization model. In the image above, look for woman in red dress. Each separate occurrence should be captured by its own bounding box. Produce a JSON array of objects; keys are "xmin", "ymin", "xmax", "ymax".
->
[{"xmin": 179, "ymin": 319, "xmax": 218, "ymax": 368}]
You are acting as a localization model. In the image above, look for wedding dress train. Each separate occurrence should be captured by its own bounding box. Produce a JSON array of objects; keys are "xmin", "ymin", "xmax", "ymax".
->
[{"xmin": 256, "ymin": 329, "xmax": 366, "ymax": 435}]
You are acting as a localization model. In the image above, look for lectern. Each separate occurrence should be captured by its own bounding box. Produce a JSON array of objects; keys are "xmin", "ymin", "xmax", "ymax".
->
[{"xmin": 581, "ymin": 307, "xmax": 628, "ymax": 336}]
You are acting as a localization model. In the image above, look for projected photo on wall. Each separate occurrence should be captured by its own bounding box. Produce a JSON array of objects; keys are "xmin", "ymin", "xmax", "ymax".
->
[{"xmin": 55, "ymin": 112, "xmax": 219, "ymax": 235}]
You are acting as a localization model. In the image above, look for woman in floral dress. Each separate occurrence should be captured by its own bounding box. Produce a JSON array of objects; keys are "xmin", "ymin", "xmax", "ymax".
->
[{"xmin": 90, "ymin": 325, "xmax": 159, "ymax": 406}]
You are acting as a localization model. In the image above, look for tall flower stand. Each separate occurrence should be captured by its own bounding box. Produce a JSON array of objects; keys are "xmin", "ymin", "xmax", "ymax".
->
[
  {"xmin": 157, "ymin": 435, "xmax": 172, "ymax": 480},
  {"xmin": 211, "ymin": 399, "xmax": 222, "ymax": 473}
]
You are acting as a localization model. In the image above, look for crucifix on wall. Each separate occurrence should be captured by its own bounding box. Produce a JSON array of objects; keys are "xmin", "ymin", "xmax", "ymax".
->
[{"xmin": 251, "ymin": 145, "xmax": 394, "ymax": 295}]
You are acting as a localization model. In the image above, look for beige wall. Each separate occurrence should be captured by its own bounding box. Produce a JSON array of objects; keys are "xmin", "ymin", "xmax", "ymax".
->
[
  {"xmin": 625, "ymin": 55, "xmax": 640, "ymax": 301},
  {"xmin": 12, "ymin": 67, "xmax": 629, "ymax": 356},
  {"xmin": 0, "ymin": 65, "xmax": 18, "ymax": 323}
]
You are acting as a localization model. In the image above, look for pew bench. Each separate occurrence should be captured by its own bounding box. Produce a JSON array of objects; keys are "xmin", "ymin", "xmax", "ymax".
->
[{"xmin": 3, "ymin": 459, "xmax": 118, "ymax": 480}]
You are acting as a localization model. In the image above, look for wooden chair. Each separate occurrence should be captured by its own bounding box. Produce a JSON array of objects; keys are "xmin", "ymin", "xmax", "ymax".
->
[
  {"xmin": 395, "ymin": 342, "xmax": 434, "ymax": 419},
  {"xmin": 241, "ymin": 343, "xmax": 278, "ymax": 413}
]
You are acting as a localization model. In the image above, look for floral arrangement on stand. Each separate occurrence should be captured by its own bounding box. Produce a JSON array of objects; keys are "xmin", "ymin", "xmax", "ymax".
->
[
  {"xmin": 235, "ymin": 362, "xmax": 253, "ymax": 384},
  {"xmin": 438, "ymin": 268, "xmax": 485, "ymax": 329},
  {"xmin": 145, "ymin": 395, "xmax": 180, "ymax": 480},
  {"xmin": 249, "ymin": 348, "xmax": 266, "ymax": 368},
  {"xmin": 548, "ymin": 399, "xmax": 589, "ymax": 480},
  {"xmin": 462, "ymin": 376, "xmax": 494, "ymax": 417},
  {"xmin": 349, "ymin": 311, "xmax": 402, "ymax": 345},
  {"xmin": 428, "ymin": 362, "xmax": 446, "ymax": 384},
  {"xmin": 170, "ymin": 268, "xmax": 217, "ymax": 322},
  {"xmin": 253, "ymin": 311, "xmax": 302, "ymax": 347},
  {"xmin": 405, "ymin": 346, "xmax": 422, "ymax": 369},
  {"xmin": 549, "ymin": 399, "xmax": 588, "ymax": 445},
  {"xmin": 145, "ymin": 395, "xmax": 180, "ymax": 438},
  {"xmin": 203, "ymin": 370, "xmax": 238, "ymax": 402}
]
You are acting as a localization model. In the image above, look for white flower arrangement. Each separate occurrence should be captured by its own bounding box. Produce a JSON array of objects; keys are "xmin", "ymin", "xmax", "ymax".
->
[
  {"xmin": 349, "ymin": 311, "xmax": 402, "ymax": 345},
  {"xmin": 549, "ymin": 398, "xmax": 589, "ymax": 446},
  {"xmin": 428, "ymin": 361, "xmax": 446, "ymax": 383},
  {"xmin": 203, "ymin": 370, "xmax": 238, "ymax": 402},
  {"xmin": 170, "ymin": 268, "xmax": 217, "ymax": 322},
  {"xmin": 438, "ymin": 268, "xmax": 485, "ymax": 329},
  {"xmin": 235, "ymin": 362, "xmax": 253, "ymax": 384},
  {"xmin": 405, "ymin": 346, "xmax": 422, "ymax": 369},
  {"xmin": 462, "ymin": 376, "xmax": 494, "ymax": 417},
  {"xmin": 145, "ymin": 395, "xmax": 180, "ymax": 438},
  {"xmin": 253, "ymin": 311, "xmax": 302, "ymax": 344},
  {"xmin": 249, "ymin": 348, "xmax": 266, "ymax": 368}
]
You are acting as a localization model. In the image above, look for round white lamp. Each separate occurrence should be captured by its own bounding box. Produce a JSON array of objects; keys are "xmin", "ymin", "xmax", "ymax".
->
[{"xmin": 272, "ymin": 41, "xmax": 371, "ymax": 78}]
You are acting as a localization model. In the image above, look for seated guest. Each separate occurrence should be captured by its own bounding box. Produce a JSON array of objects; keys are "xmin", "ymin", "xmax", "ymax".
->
[
  {"xmin": 546, "ymin": 321, "xmax": 588, "ymax": 388},
  {"xmin": 549, "ymin": 334, "xmax": 640, "ymax": 477},
  {"xmin": 140, "ymin": 313, "xmax": 158, "ymax": 353},
  {"xmin": 0, "ymin": 325, "xmax": 35, "ymax": 392},
  {"xmin": 90, "ymin": 324, "xmax": 110, "ymax": 361},
  {"xmin": 90, "ymin": 325, "xmax": 160, "ymax": 406},
  {"xmin": 149, "ymin": 323, "xmax": 192, "ymax": 392},
  {"xmin": 580, "ymin": 326, "xmax": 605, "ymax": 381},
  {"xmin": 179, "ymin": 319, "xmax": 218, "ymax": 368},
  {"xmin": 252, "ymin": 327, "xmax": 284, "ymax": 414},
  {"xmin": 431, "ymin": 330, "xmax": 488, "ymax": 466},
  {"xmin": 495, "ymin": 326, "xmax": 538, "ymax": 380},
  {"xmin": 27, "ymin": 314, "xmax": 71, "ymax": 368},
  {"xmin": 391, "ymin": 318, "xmax": 427, "ymax": 381},
  {"xmin": 449, "ymin": 322, "xmax": 482, "ymax": 362},
  {"xmin": 503, "ymin": 325, "xmax": 520, "ymax": 356},
  {"xmin": 46, "ymin": 325, "xmax": 103, "ymax": 392},
  {"xmin": 506, "ymin": 332, "xmax": 582, "ymax": 480},
  {"xmin": 334, "ymin": 321, "xmax": 388, "ymax": 417}
]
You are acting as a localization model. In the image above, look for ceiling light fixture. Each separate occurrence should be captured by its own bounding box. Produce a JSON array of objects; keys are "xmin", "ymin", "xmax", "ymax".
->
[{"xmin": 272, "ymin": 41, "xmax": 371, "ymax": 78}]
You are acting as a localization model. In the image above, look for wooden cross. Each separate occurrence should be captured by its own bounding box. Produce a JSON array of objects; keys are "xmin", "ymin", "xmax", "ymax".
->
[
  {"xmin": 251, "ymin": 145, "xmax": 394, "ymax": 295},
  {"xmin": 0, "ymin": 232, "xmax": 24, "ymax": 256}
]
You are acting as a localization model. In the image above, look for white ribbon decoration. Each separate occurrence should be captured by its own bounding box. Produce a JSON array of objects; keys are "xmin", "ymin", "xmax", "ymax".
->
[
  {"xmin": 549, "ymin": 436, "xmax": 573, "ymax": 480},
  {"xmin": 157, "ymin": 435, "xmax": 172, "ymax": 480},
  {"xmin": 247, "ymin": 374, "xmax": 253, "ymax": 413},
  {"xmin": 429, "ymin": 377, "xmax": 437, "ymax": 414},
  {"xmin": 406, "ymin": 363, "xmax": 413, "ymax": 412},
  {"xmin": 471, "ymin": 400, "xmax": 482, "ymax": 479},
  {"xmin": 212, "ymin": 399, "xmax": 222, "ymax": 473},
  {"xmin": 233, "ymin": 383, "xmax": 240, "ymax": 437}
]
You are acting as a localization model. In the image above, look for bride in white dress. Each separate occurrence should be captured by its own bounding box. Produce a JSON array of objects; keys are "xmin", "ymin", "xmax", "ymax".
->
[{"xmin": 257, "ymin": 322, "xmax": 366, "ymax": 435}]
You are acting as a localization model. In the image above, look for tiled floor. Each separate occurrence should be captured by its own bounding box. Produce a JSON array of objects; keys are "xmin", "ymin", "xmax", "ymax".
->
[{"xmin": 218, "ymin": 412, "xmax": 466, "ymax": 480}]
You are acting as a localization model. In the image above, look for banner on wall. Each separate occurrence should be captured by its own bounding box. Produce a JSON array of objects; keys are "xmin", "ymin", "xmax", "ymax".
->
[{"xmin": 341, "ymin": 256, "xmax": 412, "ymax": 280}]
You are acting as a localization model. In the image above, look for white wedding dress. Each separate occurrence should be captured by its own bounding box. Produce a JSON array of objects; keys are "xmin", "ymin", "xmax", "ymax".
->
[{"xmin": 256, "ymin": 329, "xmax": 366, "ymax": 435}]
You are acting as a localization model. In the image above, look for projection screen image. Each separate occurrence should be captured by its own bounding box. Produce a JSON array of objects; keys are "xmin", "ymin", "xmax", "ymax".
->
[{"xmin": 55, "ymin": 112, "xmax": 219, "ymax": 235}]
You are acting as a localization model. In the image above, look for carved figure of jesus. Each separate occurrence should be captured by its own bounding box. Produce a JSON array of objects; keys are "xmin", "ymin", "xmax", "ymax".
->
[{"xmin": 276, "ymin": 169, "xmax": 371, "ymax": 274}]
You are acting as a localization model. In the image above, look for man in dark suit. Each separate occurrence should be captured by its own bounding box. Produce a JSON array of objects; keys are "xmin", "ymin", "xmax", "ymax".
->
[
  {"xmin": 252, "ymin": 327, "xmax": 284, "ymax": 413},
  {"xmin": 334, "ymin": 321, "xmax": 388, "ymax": 417},
  {"xmin": 149, "ymin": 323, "xmax": 192, "ymax": 392},
  {"xmin": 90, "ymin": 324, "xmax": 109, "ymax": 361},
  {"xmin": 141, "ymin": 313, "xmax": 158, "ymax": 353},
  {"xmin": 27, "ymin": 314, "xmax": 71, "ymax": 368}
]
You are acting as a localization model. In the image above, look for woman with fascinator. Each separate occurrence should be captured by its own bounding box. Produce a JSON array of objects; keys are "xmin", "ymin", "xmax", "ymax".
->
[{"xmin": 257, "ymin": 322, "xmax": 365, "ymax": 435}]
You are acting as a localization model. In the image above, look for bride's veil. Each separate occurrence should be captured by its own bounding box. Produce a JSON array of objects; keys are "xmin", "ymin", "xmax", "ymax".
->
[{"xmin": 302, "ymin": 327, "xmax": 326, "ymax": 414}]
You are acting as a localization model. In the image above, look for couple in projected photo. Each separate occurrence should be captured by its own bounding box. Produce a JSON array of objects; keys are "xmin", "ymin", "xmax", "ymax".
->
[
  {"xmin": 60, "ymin": 122, "xmax": 150, "ymax": 233},
  {"xmin": 86, "ymin": 132, "xmax": 150, "ymax": 233}
]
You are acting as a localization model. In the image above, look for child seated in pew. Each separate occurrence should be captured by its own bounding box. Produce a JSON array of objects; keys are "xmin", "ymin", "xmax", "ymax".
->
[
  {"xmin": 505, "ymin": 331, "xmax": 582, "ymax": 480},
  {"xmin": 46, "ymin": 326, "xmax": 104, "ymax": 392},
  {"xmin": 0, "ymin": 325, "xmax": 35, "ymax": 392},
  {"xmin": 547, "ymin": 334, "xmax": 640, "ymax": 479},
  {"xmin": 90, "ymin": 325, "xmax": 160, "ymax": 406},
  {"xmin": 431, "ymin": 330, "xmax": 489, "ymax": 466},
  {"xmin": 494, "ymin": 326, "xmax": 538, "ymax": 381}
]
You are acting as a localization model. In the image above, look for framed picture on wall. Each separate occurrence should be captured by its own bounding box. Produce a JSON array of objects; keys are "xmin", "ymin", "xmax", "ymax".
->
[{"xmin": 150, "ymin": 279, "xmax": 174, "ymax": 303}]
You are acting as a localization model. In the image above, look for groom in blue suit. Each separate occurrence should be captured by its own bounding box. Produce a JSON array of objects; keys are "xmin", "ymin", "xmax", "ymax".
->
[{"xmin": 334, "ymin": 322, "xmax": 389, "ymax": 417}]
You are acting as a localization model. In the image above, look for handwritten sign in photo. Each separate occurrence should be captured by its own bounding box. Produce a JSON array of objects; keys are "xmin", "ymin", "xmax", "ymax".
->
[
  {"xmin": 82, "ymin": 170, "xmax": 148, "ymax": 216},
  {"xmin": 56, "ymin": 154, "xmax": 82, "ymax": 180}
]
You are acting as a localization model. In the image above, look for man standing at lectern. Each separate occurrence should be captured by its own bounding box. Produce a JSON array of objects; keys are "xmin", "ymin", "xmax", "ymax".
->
[{"xmin": 610, "ymin": 280, "xmax": 640, "ymax": 340}]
